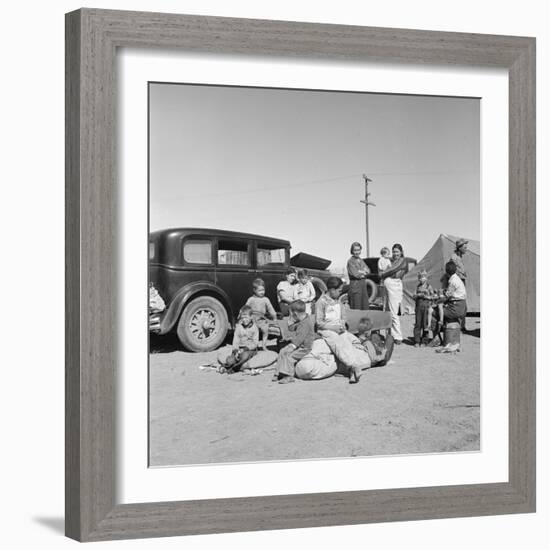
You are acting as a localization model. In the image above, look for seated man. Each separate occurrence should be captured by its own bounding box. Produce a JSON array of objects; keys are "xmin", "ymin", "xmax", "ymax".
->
[{"xmin": 430, "ymin": 261, "xmax": 467, "ymax": 346}]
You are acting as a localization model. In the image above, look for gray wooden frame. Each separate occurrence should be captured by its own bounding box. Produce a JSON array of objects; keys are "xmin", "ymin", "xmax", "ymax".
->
[{"xmin": 65, "ymin": 8, "xmax": 536, "ymax": 542}]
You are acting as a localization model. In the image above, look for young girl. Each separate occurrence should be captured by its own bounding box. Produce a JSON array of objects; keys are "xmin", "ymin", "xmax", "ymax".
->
[
  {"xmin": 293, "ymin": 269, "xmax": 316, "ymax": 314},
  {"xmin": 245, "ymin": 278, "xmax": 277, "ymax": 350}
]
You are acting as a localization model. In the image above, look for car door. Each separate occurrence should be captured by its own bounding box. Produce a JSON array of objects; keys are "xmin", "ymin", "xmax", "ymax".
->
[
  {"xmin": 214, "ymin": 237, "xmax": 254, "ymax": 319},
  {"xmin": 255, "ymin": 241, "xmax": 289, "ymax": 312}
]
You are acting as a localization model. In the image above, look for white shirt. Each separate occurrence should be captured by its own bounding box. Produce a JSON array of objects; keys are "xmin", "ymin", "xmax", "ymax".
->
[
  {"xmin": 277, "ymin": 280, "xmax": 295, "ymax": 303},
  {"xmin": 446, "ymin": 273, "xmax": 467, "ymax": 300},
  {"xmin": 378, "ymin": 257, "xmax": 392, "ymax": 272}
]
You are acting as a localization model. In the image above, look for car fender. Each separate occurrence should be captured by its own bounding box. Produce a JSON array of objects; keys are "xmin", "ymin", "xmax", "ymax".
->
[{"xmin": 158, "ymin": 282, "xmax": 234, "ymax": 334}]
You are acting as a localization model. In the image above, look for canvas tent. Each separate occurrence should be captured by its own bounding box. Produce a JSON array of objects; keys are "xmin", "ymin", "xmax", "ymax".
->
[{"xmin": 402, "ymin": 234, "xmax": 480, "ymax": 314}]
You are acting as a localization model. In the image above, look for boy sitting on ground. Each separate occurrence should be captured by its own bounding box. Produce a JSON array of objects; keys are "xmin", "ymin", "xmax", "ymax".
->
[
  {"xmin": 219, "ymin": 305, "xmax": 258, "ymax": 374},
  {"xmin": 274, "ymin": 300, "xmax": 316, "ymax": 384}
]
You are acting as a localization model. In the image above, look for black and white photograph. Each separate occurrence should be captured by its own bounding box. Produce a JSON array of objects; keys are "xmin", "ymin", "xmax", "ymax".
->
[{"xmin": 148, "ymin": 82, "xmax": 481, "ymax": 467}]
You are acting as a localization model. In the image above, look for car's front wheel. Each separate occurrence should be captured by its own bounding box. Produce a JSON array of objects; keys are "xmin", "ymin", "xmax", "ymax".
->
[{"xmin": 177, "ymin": 296, "xmax": 229, "ymax": 352}]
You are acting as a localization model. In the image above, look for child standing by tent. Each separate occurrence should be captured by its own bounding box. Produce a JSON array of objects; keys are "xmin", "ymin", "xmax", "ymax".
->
[{"xmin": 412, "ymin": 270, "xmax": 436, "ymax": 347}]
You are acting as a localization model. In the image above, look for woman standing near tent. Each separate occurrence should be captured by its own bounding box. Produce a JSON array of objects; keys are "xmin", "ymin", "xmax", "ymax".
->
[
  {"xmin": 346, "ymin": 242, "xmax": 370, "ymax": 310},
  {"xmin": 380, "ymin": 243, "xmax": 408, "ymax": 344}
]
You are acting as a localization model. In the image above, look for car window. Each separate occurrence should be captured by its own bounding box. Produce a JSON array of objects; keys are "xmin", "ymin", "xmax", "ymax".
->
[
  {"xmin": 217, "ymin": 239, "xmax": 250, "ymax": 266},
  {"xmin": 183, "ymin": 239, "xmax": 213, "ymax": 264},
  {"xmin": 257, "ymin": 245, "xmax": 286, "ymax": 266}
]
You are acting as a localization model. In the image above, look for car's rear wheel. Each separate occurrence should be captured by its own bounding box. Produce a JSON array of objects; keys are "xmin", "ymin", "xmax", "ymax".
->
[
  {"xmin": 366, "ymin": 279, "xmax": 378, "ymax": 303},
  {"xmin": 311, "ymin": 277, "xmax": 327, "ymax": 301},
  {"xmin": 177, "ymin": 296, "xmax": 229, "ymax": 352}
]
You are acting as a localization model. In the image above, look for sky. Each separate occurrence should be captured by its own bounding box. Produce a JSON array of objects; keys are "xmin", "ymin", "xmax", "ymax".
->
[{"xmin": 149, "ymin": 83, "xmax": 480, "ymax": 271}]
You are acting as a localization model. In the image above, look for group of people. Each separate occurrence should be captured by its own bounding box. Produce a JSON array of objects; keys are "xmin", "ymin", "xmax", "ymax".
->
[
  {"xmin": 220, "ymin": 237, "xmax": 469, "ymax": 381},
  {"xmin": 345, "ymin": 238, "xmax": 469, "ymax": 348},
  {"xmin": 411, "ymin": 238, "xmax": 469, "ymax": 348},
  {"xmin": 346, "ymin": 241, "xmax": 408, "ymax": 343},
  {"xmin": 221, "ymin": 267, "xmax": 391, "ymax": 384}
]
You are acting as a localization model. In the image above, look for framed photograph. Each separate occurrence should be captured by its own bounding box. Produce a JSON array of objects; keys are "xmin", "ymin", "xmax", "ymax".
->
[{"xmin": 65, "ymin": 8, "xmax": 535, "ymax": 542}]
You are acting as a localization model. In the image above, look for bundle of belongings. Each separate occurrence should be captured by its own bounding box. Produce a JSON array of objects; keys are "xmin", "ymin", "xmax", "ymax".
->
[
  {"xmin": 214, "ymin": 309, "xmax": 393, "ymax": 383},
  {"xmin": 280, "ymin": 309, "xmax": 394, "ymax": 384},
  {"xmin": 294, "ymin": 326, "xmax": 392, "ymax": 383}
]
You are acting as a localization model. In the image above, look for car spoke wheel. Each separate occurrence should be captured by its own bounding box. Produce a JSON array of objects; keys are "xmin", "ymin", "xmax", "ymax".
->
[
  {"xmin": 188, "ymin": 309, "xmax": 219, "ymax": 341},
  {"xmin": 177, "ymin": 296, "xmax": 229, "ymax": 352}
]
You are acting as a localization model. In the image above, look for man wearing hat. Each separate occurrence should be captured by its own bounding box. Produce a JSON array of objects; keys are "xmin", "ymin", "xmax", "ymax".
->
[{"xmin": 450, "ymin": 238, "xmax": 468, "ymax": 331}]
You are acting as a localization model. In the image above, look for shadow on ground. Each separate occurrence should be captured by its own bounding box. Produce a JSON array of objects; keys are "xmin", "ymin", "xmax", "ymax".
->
[{"xmin": 33, "ymin": 517, "xmax": 64, "ymax": 534}]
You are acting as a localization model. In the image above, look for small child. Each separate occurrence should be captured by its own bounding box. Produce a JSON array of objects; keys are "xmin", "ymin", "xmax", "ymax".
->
[
  {"xmin": 377, "ymin": 248, "xmax": 392, "ymax": 310},
  {"xmin": 413, "ymin": 270, "xmax": 435, "ymax": 347},
  {"xmin": 221, "ymin": 305, "xmax": 258, "ymax": 373},
  {"xmin": 377, "ymin": 247, "xmax": 392, "ymax": 273},
  {"xmin": 277, "ymin": 269, "xmax": 297, "ymax": 316},
  {"xmin": 293, "ymin": 269, "xmax": 316, "ymax": 314},
  {"xmin": 245, "ymin": 278, "xmax": 277, "ymax": 350},
  {"xmin": 274, "ymin": 300, "xmax": 316, "ymax": 384}
]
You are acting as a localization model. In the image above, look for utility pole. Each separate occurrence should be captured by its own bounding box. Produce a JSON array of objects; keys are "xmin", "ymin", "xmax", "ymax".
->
[{"xmin": 359, "ymin": 174, "xmax": 376, "ymax": 257}]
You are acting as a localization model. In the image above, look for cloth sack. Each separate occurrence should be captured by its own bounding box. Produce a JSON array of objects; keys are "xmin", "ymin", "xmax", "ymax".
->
[
  {"xmin": 318, "ymin": 330, "xmax": 372, "ymax": 371},
  {"xmin": 295, "ymin": 338, "xmax": 337, "ymax": 380}
]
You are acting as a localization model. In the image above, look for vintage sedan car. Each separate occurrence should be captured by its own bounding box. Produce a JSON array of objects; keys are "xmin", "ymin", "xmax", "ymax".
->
[{"xmin": 149, "ymin": 228, "xmax": 335, "ymax": 352}]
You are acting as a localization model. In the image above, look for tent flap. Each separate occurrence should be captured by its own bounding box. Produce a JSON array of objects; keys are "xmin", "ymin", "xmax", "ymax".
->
[{"xmin": 402, "ymin": 234, "xmax": 480, "ymax": 314}]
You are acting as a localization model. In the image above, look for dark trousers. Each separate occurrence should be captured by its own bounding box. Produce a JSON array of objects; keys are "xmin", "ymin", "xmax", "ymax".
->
[
  {"xmin": 414, "ymin": 299, "xmax": 431, "ymax": 344},
  {"xmin": 276, "ymin": 346, "xmax": 310, "ymax": 377},
  {"xmin": 431, "ymin": 300, "xmax": 467, "ymax": 328},
  {"xmin": 460, "ymin": 278, "xmax": 467, "ymax": 330}
]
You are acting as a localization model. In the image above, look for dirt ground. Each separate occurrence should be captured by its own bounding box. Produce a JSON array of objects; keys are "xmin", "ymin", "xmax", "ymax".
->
[{"xmin": 149, "ymin": 314, "xmax": 480, "ymax": 467}]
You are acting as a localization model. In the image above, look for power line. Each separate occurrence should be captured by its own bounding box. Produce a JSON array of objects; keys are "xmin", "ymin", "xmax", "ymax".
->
[{"xmin": 173, "ymin": 173, "xmax": 363, "ymax": 200}]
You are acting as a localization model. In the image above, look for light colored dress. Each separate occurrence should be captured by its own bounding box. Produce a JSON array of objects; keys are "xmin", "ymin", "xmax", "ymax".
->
[{"xmin": 293, "ymin": 280, "xmax": 316, "ymax": 314}]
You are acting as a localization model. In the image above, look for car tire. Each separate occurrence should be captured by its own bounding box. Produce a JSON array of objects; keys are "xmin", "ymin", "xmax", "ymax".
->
[
  {"xmin": 366, "ymin": 279, "xmax": 378, "ymax": 303},
  {"xmin": 177, "ymin": 296, "xmax": 229, "ymax": 352},
  {"xmin": 311, "ymin": 277, "xmax": 327, "ymax": 301}
]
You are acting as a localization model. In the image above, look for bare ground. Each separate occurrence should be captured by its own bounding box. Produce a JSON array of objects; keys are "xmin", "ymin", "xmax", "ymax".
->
[{"xmin": 149, "ymin": 314, "xmax": 480, "ymax": 466}]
